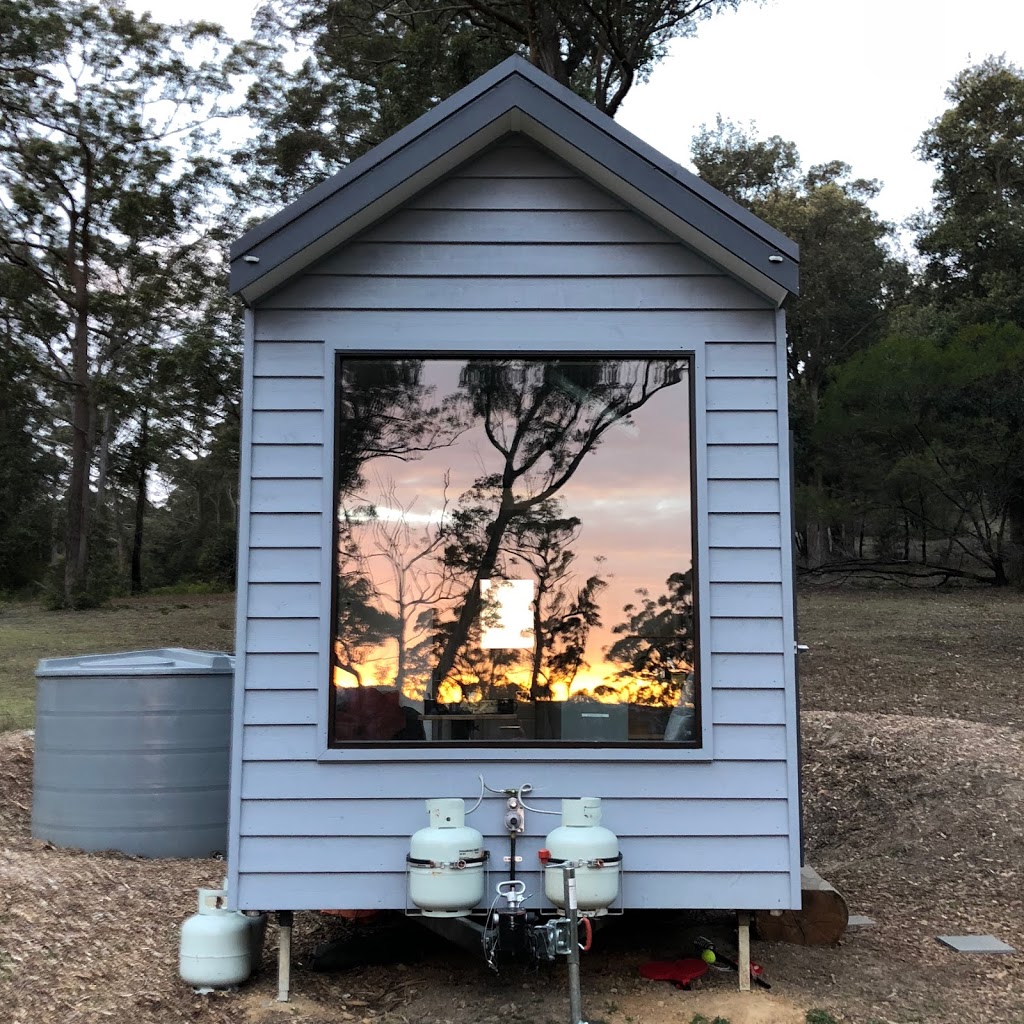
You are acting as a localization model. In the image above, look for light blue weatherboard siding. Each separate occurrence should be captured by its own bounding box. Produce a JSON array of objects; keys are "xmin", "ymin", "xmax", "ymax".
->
[{"xmin": 232, "ymin": 139, "xmax": 799, "ymax": 912}]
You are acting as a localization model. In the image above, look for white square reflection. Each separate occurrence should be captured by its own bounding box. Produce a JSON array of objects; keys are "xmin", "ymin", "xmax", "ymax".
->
[{"xmin": 479, "ymin": 579, "xmax": 535, "ymax": 649}]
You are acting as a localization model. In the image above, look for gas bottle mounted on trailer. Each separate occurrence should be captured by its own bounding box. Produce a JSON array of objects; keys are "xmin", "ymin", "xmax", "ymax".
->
[
  {"xmin": 540, "ymin": 797, "xmax": 621, "ymax": 914},
  {"xmin": 405, "ymin": 783, "xmax": 620, "ymax": 1024},
  {"xmin": 407, "ymin": 798, "xmax": 488, "ymax": 917}
]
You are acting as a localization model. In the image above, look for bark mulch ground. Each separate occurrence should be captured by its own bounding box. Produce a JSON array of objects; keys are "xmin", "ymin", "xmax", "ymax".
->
[{"xmin": 2, "ymin": 588, "xmax": 1022, "ymax": 1023}]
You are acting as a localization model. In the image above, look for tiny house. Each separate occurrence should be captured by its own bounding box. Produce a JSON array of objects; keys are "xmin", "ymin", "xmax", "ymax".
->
[{"xmin": 227, "ymin": 56, "xmax": 800, "ymax": 918}]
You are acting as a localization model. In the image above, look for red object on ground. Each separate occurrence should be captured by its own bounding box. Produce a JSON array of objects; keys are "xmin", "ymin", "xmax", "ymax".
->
[
  {"xmin": 320, "ymin": 909, "xmax": 381, "ymax": 922},
  {"xmin": 638, "ymin": 958, "xmax": 709, "ymax": 990}
]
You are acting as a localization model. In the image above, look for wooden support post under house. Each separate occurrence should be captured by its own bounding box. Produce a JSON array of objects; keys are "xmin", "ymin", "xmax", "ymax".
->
[{"xmin": 737, "ymin": 911, "xmax": 751, "ymax": 992}]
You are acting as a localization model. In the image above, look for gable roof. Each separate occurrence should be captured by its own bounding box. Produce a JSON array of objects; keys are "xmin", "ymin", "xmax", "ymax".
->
[{"xmin": 230, "ymin": 56, "xmax": 798, "ymax": 305}]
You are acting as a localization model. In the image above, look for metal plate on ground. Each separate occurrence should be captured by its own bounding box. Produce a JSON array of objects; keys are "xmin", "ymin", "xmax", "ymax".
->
[
  {"xmin": 847, "ymin": 915, "xmax": 876, "ymax": 929},
  {"xmin": 936, "ymin": 935, "xmax": 1015, "ymax": 954}
]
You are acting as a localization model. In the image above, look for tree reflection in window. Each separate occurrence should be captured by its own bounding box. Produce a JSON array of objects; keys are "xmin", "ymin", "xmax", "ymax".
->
[{"xmin": 330, "ymin": 357, "xmax": 696, "ymax": 744}]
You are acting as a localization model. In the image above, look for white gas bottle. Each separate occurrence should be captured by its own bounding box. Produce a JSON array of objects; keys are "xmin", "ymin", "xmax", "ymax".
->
[
  {"xmin": 179, "ymin": 888, "xmax": 253, "ymax": 989},
  {"xmin": 543, "ymin": 797, "xmax": 620, "ymax": 912},
  {"xmin": 407, "ymin": 798, "xmax": 487, "ymax": 917}
]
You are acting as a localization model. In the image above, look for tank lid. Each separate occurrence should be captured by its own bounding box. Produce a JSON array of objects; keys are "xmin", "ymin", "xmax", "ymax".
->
[
  {"xmin": 561, "ymin": 797, "xmax": 602, "ymax": 827},
  {"xmin": 426, "ymin": 798, "xmax": 466, "ymax": 828},
  {"xmin": 36, "ymin": 648, "xmax": 235, "ymax": 677}
]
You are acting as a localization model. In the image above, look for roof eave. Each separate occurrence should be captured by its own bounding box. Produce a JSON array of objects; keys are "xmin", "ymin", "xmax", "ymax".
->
[{"xmin": 230, "ymin": 56, "xmax": 798, "ymax": 305}]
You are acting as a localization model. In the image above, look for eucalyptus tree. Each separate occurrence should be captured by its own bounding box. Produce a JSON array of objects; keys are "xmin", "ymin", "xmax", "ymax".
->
[
  {"xmin": 821, "ymin": 323, "xmax": 1024, "ymax": 585},
  {"xmin": 916, "ymin": 56, "xmax": 1024, "ymax": 326},
  {"xmin": 241, "ymin": 0, "xmax": 748, "ymax": 199},
  {"xmin": 692, "ymin": 119, "xmax": 907, "ymax": 562},
  {"xmin": 608, "ymin": 569, "xmax": 694, "ymax": 702},
  {"xmin": 0, "ymin": 0, "xmax": 241, "ymax": 605},
  {"xmin": 430, "ymin": 358, "xmax": 684, "ymax": 688}
]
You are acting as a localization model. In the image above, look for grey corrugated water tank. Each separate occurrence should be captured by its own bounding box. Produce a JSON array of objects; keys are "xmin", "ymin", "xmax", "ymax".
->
[{"xmin": 32, "ymin": 649, "xmax": 233, "ymax": 858}]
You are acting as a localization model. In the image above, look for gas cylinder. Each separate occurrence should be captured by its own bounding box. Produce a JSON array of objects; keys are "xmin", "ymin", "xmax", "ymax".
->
[
  {"xmin": 407, "ymin": 798, "xmax": 487, "ymax": 917},
  {"xmin": 543, "ymin": 797, "xmax": 620, "ymax": 912},
  {"xmin": 178, "ymin": 888, "xmax": 253, "ymax": 989}
]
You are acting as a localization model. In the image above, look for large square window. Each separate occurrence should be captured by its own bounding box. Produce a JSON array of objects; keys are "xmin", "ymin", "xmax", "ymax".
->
[{"xmin": 329, "ymin": 356, "xmax": 697, "ymax": 746}]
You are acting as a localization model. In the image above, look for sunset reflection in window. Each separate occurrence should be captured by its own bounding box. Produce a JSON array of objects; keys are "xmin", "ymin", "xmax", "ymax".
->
[{"xmin": 329, "ymin": 356, "xmax": 697, "ymax": 745}]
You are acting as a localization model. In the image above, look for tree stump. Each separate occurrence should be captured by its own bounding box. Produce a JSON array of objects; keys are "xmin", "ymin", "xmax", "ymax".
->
[{"xmin": 754, "ymin": 865, "xmax": 849, "ymax": 945}]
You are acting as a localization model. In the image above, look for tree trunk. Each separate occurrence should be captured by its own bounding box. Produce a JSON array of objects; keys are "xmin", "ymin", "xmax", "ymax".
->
[
  {"xmin": 525, "ymin": 0, "xmax": 567, "ymax": 85},
  {"xmin": 130, "ymin": 407, "xmax": 150, "ymax": 595},
  {"xmin": 1006, "ymin": 491, "xmax": 1024, "ymax": 586},
  {"xmin": 433, "ymin": 507, "xmax": 513, "ymax": 691},
  {"xmin": 64, "ymin": 326, "xmax": 93, "ymax": 608}
]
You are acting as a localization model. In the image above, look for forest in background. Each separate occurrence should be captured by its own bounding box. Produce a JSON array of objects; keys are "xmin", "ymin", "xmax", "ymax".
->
[{"xmin": 2, "ymin": 0, "xmax": 1023, "ymax": 608}]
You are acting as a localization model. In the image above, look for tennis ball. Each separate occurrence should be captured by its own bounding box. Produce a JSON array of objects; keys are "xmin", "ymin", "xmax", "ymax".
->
[{"xmin": 700, "ymin": 948, "xmax": 716, "ymax": 964}]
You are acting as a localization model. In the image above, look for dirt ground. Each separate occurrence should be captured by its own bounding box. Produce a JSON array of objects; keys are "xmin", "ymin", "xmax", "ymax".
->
[{"xmin": 1, "ymin": 588, "xmax": 1023, "ymax": 1024}]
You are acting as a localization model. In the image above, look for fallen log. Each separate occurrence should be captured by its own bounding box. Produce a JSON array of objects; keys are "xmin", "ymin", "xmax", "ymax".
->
[{"xmin": 754, "ymin": 864, "xmax": 849, "ymax": 945}]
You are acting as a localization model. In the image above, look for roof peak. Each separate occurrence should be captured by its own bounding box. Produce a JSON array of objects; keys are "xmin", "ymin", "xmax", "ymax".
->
[{"xmin": 231, "ymin": 58, "xmax": 797, "ymax": 304}]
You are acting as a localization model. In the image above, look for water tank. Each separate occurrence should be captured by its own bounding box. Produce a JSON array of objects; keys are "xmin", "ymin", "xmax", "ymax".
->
[{"xmin": 32, "ymin": 648, "xmax": 233, "ymax": 858}]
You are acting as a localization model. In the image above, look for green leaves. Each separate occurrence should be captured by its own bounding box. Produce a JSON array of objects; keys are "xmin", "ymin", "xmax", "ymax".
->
[
  {"xmin": 240, "ymin": 0, "xmax": 749, "ymax": 200},
  {"xmin": 0, "ymin": 0, "xmax": 242, "ymax": 603},
  {"xmin": 917, "ymin": 56, "xmax": 1024, "ymax": 324}
]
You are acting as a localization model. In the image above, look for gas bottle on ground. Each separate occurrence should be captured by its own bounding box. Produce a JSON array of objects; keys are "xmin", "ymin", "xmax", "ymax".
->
[{"xmin": 179, "ymin": 888, "xmax": 254, "ymax": 990}]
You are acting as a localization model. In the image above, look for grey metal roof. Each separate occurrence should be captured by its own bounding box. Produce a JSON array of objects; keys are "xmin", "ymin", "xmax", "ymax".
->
[{"xmin": 230, "ymin": 55, "xmax": 798, "ymax": 304}]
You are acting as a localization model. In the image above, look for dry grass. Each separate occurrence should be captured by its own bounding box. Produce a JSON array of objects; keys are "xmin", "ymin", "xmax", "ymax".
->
[
  {"xmin": 1, "ymin": 588, "xmax": 1023, "ymax": 1023},
  {"xmin": 0, "ymin": 595, "xmax": 235, "ymax": 731}
]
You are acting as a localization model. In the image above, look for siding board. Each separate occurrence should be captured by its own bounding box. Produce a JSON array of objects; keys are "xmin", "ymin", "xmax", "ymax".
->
[
  {"xmin": 314, "ymin": 242, "xmax": 717, "ymax": 278},
  {"xmin": 252, "ymin": 342, "xmax": 324, "ymax": 377},
  {"xmin": 710, "ymin": 617, "xmax": 786, "ymax": 654},
  {"xmin": 360, "ymin": 209, "xmax": 671, "ymax": 244},
  {"xmin": 245, "ymin": 689, "xmax": 319, "ymax": 725},
  {"xmin": 708, "ymin": 548, "xmax": 783, "ymax": 582},
  {"xmin": 708, "ymin": 582, "xmax": 784, "ymax": 617},
  {"xmin": 708, "ymin": 513, "xmax": 781, "ymax": 548},
  {"xmin": 235, "ymin": 870, "xmax": 794, "ymax": 911},
  {"xmin": 252, "ymin": 376, "xmax": 325, "ymax": 411},
  {"xmin": 248, "ymin": 548, "xmax": 323, "ymax": 584},
  {"xmin": 239, "ymin": 797, "xmax": 790, "ymax": 837},
  {"xmin": 409, "ymin": 176, "xmax": 620, "ymax": 210},
  {"xmin": 707, "ymin": 480, "xmax": 780, "ymax": 513},
  {"xmin": 706, "ymin": 411, "xmax": 778, "ymax": 444},
  {"xmin": 454, "ymin": 146, "xmax": 575, "ymax": 177},
  {"xmin": 250, "ymin": 479, "xmax": 323, "ymax": 514},
  {"xmin": 712, "ymin": 688, "xmax": 787, "ymax": 725},
  {"xmin": 711, "ymin": 653, "xmax": 786, "ymax": 688},
  {"xmin": 251, "ymin": 411, "xmax": 324, "ymax": 445},
  {"xmin": 240, "ymin": 760, "xmax": 790, "ymax": 800},
  {"xmin": 255, "ymin": 309, "xmax": 777, "ymax": 345},
  {"xmin": 250, "ymin": 513, "xmax": 322, "ymax": 549},
  {"xmin": 238, "ymin": 835, "xmax": 790, "ymax": 874},
  {"xmin": 246, "ymin": 619, "xmax": 320, "ymax": 655},
  {"xmin": 241, "ymin": 723, "xmax": 785, "ymax": 762},
  {"xmin": 705, "ymin": 377, "xmax": 778, "ymax": 410},
  {"xmin": 251, "ymin": 445, "xmax": 324, "ymax": 479},
  {"xmin": 264, "ymin": 275, "xmax": 769, "ymax": 312},
  {"xmin": 705, "ymin": 343, "xmax": 777, "ymax": 378},
  {"xmin": 246, "ymin": 653, "xmax": 321, "ymax": 690},
  {"xmin": 248, "ymin": 583, "xmax": 322, "ymax": 618},
  {"xmin": 707, "ymin": 445, "xmax": 779, "ymax": 480}
]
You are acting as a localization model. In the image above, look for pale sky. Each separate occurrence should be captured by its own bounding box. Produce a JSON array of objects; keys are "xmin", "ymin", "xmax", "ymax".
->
[{"xmin": 129, "ymin": 0, "xmax": 1024, "ymax": 233}]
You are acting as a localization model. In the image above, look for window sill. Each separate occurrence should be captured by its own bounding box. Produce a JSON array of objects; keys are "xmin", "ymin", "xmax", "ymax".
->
[{"xmin": 316, "ymin": 742, "xmax": 712, "ymax": 764}]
